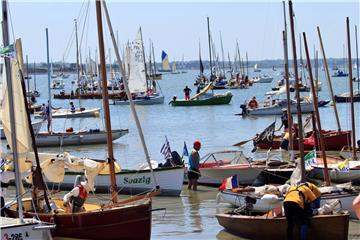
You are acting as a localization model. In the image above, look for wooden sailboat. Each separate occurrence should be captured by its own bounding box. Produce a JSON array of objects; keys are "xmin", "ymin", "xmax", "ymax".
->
[
  {"xmin": 113, "ymin": 28, "xmax": 164, "ymax": 105},
  {"xmin": 216, "ymin": 2, "xmax": 350, "ymax": 239},
  {"xmin": 5, "ymin": 3, "xmax": 156, "ymax": 239},
  {"xmin": 1, "ymin": 2, "xmax": 55, "ymax": 237}
]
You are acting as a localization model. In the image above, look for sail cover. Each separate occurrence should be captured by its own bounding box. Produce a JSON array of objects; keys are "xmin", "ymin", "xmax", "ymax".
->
[
  {"xmin": 1, "ymin": 39, "xmax": 32, "ymax": 172},
  {"xmin": 128, "ymin": 29, "xmax": 147, "ymax": 93}
]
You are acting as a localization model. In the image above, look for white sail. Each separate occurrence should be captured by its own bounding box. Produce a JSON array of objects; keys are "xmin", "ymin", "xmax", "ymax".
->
[
  {"xmin": 128, "ymin": 29, "xmax": 147, "ymax": 93},
  {"xmin": 172, "ymin": 62, "xmax": 176, "ymax": 72},
  {"xmin": 1, "ymin": 39, "xmax": 32, "ymax": 171}
]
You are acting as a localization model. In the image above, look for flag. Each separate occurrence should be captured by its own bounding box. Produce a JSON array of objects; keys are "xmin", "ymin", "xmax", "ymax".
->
[
  {"xmin": 304, "ymin": 149, "xmax": 317, "ymax": 171},
  {"xmin": 182, "ymin": 141, "xmax": 189, "ymax": 157},
  {"xmin": 219, "ymin": 175, "xmax": 238, "ymax": 191},
  {"xmin": 254, "ymin": 121, "xmax": 276, "ymax": 146},
  {"xmin": 160, "ymin": 136, "xmax": 172, "ymax": 160},
  {"xmin": 337, "ymin": 159, "xmax": 349, "ymax": 173},
  {"xmin": 0, "ymin": 44, "xmax": 15, "ymax": 57}
]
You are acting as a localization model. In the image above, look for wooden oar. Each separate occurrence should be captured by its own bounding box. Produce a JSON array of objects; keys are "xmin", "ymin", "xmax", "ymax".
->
[{"xmin": 232, "ymin": 137, "xmax": 255, "ymax": 147}]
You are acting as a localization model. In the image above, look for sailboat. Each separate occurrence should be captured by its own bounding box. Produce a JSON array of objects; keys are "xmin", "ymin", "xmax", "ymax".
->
[
  {"xmin": 171, "ymin": 61, "xmax": 180, "ymax": 74},
  {"xmin": 216, "ymin": 3, "xmax": 350, "ymax": 239},
  {"xmin": 0, "ymin": 2, "xmax": 55, "ymax": 237},
  {"xmin": 335, "ymin": 25, "xmax": 360, "ymax": 102},
  {"xmin": 4, "ymin": 3, "xmax": 157, "ymax": 239},
  {"xmin": 113, "ymin": 28, "xmax": 164, "ymax": 105},
  {"xmin": 158, "ymin": 50, "xmax": 172, "ymax": 72},
  {"xmin": 181, "ymin": 55, "xmax": 187, "ymax": 73},
  {"xmin": 254, "ymin": 63, "xmax": 261, "ymax": 72}
]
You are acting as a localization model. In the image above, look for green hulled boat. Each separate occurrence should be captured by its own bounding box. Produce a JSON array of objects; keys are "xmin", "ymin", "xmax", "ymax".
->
[{"xmin": 170, "ymin": 82, "xmax": 232, "ymax": 107}]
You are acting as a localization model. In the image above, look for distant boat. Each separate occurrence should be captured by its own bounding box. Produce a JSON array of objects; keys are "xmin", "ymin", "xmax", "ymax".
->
[
  {"xmin": 254, "ymin": 63, "xmax": 261, "ymax": 72},
  {"xmin": 332, "ymin": 70, "xmax": 348, "ymax": 77},
  {"xmin": 272, "ymin": 66, "xmax": 277, "ymax": 71},
  {"xmin": 158, "ymin": 50, "xmax": 172, "ymax": 72},
  {"xmin": 253, "ymin": 74, "xmax": 273, "ymax": 83},
  {"xmin": 171, "ymin": 62, "xmax": 180, "ymax": 74}
]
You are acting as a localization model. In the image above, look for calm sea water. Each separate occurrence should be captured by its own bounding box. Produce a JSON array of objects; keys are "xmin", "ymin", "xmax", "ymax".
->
[{"xmin": 1, "ymin": 68, "xmax": 360, "ymax": 239}]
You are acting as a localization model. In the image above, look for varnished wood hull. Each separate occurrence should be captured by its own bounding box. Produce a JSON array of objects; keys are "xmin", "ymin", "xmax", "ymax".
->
[
  {"xmin": 216, "ymin": 212, "xmax": 349, "ymax": 240},
  {"xmin": 6, "ymin": 199, "xmax": 152, "ymax": 240}
]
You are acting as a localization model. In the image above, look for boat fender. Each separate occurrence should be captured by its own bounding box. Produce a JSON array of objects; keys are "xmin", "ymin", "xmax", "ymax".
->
[
  {"xmin": 66, "ymin": 127, "xmax": 74, "ymax": 132},
  {"xmin": 260, "ymin": 194, "xmax": 281, "ymax": 204}
]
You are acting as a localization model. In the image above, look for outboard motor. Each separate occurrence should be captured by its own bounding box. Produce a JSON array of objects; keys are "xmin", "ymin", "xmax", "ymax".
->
[{"xmin": 240, "ymin": 104, "xmax": 248, "ymax": 115}]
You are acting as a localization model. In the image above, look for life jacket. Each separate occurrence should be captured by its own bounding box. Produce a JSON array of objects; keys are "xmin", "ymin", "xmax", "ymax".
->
[{"xmin": 70, "ymin": 185, "xmax": 88, "ymax": 207}]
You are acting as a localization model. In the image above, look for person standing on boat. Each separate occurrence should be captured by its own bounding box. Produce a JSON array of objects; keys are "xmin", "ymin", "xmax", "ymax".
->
[
  {"xmin": 183, "ymin": 86, "xmax": 192, "ymax": 101},
  {"xmin": 63, "ymin": 179, "xmax": 90, "ymax": 213},
  {"xmin": 188, "ymin": 140, "xmax": 201, "ymax": 191},
  {"xmin": 70, "ymin": 102, "xmax": 76, "ymax": 113},
  {"xmin": 284, "ymin": 182, "xmax": 321, "ymax": 240},
  {"xmin": 41, "ymin": 102, "xmax": 51, "ymax": 133}
]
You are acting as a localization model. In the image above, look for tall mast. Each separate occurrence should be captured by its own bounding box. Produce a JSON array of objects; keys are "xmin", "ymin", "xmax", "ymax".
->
[
  {"xmin": 207, "ymin": 17, "xmax": 213, "ymax": 80},
  {"xmin": 2, "ymin": 0, "xmax": 24, "ymax": 222},
  {"xmin": 246, "ymin": 51, "xmax": 249, "ymax": 76},
  {"xmin": 289, "ymin": 0, "xmax": 305, "ymax": 181},
  {"xmin": 75, "ymin": 19, "xmax": 80, "ymax": 84},
  {"xmin": 139, "ymin": 27, "xmax": 149, "ymax": 92},
  {"xmin": 33, "ymin": 61, "xmax": 37, "ymax": 92},
  {"xmin": 236, "ymin": 41, "xmax": 241, "ymax": 75},
  {"xmin": 227, "ymin": 51, "xmax": 232, "ymax": 74},
  {"xmin": 151, "ymin": 41, "xmax": 157, "ymax": 76},
  {"xmin": 95, "ymin": 0, "xmax": 117, "ymax": 203},
  {"xmin": 102, "ymin": 0, "xmax": 158, "ymax": 188},
  {"xmin": 282, "ymin": 1, "xmax": 293, "ymax": 155},
  {"xmin": 303, "ymin": 32, "xmax": 331, "ymax": 186},
  {"xmin": 46, "ymin": 29, "xmax": 52, "ymax": 132},
  {"xmin": 26, "ymin": 55, "xmax": 29, "ymax": 99},
  {"xmin": 317, "ymin": 27, "xmax": 342, "ymax": 131},
  {"xmin": 355, "ymin": 25, "xmax": 359, "ymax": 91},
  {"xmin": 346, "ymin": 17, "xmax": 357, "ymax": 160},
  {"xmin": 220, "ymin": 31, "xmax": 225, "ymax": 77}
]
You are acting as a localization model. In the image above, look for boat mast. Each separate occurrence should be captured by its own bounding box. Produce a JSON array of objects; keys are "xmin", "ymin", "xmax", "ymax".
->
[
  {"xmin": 355, "ymin": 25, "xmax": 359, "ymax": 91},
  {"xmin": 46, "ymin": 29, "xmax": 52, "ymax": 132},
  {"xmin": 282, "ymin": 1, "xmax": 293, "ymax": 155},
  {"xmin": 26, "ymin": 55, "xmax": 29, "ymax": 100},
  {"xmin": 102, "ymin": 0, "xmax": 159, "ymax": 187},
  {"xmin": 317, "ymin": 27, "xmax": 342, "ymax": 131},
  {"xmin": 220, "ymin": 31, "xmax": 225, "ymax": 77},
  {"xmin": 33, "ymin": 61, "xmax": 37, "ymax": 92},
  {"xmin": 246, "ymin": 51, "xmax": 249, "ymax": 77},
  {"xmin": 346, "ymin": 17, "xmax": 357, "ymax": 160},
  {"xmin": 207, "ymin": 17, "xmax": 213, "ymax": 80},
  {"xmin": 95, "ymin": 0, "xmax": 117, "ymax": 203},
  {"xmin": 75, "ymin": 19, "xmax": 80, "ymax": 85},
  {"xmin": 139, "ymin": 27, "xmax": 149, "ymax": 92},
  {"xmin": 289, "ymin": 0, "xmax": 306, "ymax": 181},
  {"xmin": 2, "ymin": 0, "xmax": 24, "ymax": 222},
  {"xmin": 151, "ymin": 41, "xmax": 157, "ymax": 77},
  {"xmin": 303, "ymin": 32, "xmax": 331, "ymax": 186}
]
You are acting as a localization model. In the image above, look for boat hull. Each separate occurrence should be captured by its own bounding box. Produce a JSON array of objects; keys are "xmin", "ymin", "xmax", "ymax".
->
[
  {"xmin": 170, "ymin": 92, "xmax": 232, "ymax": 106},
  {"xmin": 48, "ymin": 166, "xmax": 184, "ymax": 196},
  {"xmin": 258, "ymin": 130, "xmax": 351, "ymax": 151},
  {"xmin": 35, "ymin": 129, "xmax": 128, "ymax": 147},
  {"xmin": 6, "ymin": 199, "xmax": 152, "ymax": 240},
  {"xmin": 184, "ymin": 165, "xmax": 265, "ymax": 186},
  {"xmin": 216, "ymin": 213, "xmax": 349, "ymax": 240},
  {"xmin": 1, "ymin": 120, "xmax": 42, "ymax": 139},
  {"xmin": 334, "ymin": 94, "xmax": 360, "ymax": 103},
  {"xmin": 247, "ymin": 102, "xmax": 314, "ymax": 115},
  {"xmin": 112, "ymin": 95, "xmax": 164, "ymax": 105},
  {"xmin": 34, "ymin": 108, "xmax": 100, "ymax": 119}
]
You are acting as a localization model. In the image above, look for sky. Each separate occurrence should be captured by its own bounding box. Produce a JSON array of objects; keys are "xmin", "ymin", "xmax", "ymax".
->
[{"xmin": 3, "ymin": 0, "xmax": 360, "ymax": 63}]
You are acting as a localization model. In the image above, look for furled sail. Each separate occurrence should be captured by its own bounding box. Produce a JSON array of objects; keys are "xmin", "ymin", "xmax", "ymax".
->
[
  {"xmin": 1, "ymin": 39, "xmax": 32, "ymax": 172},
  {"xmin": 128, "ymin": 29, "xmax": 147, "ymax": 93}
]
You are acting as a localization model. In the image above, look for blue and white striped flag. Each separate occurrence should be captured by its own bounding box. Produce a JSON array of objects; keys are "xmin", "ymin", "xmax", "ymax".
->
[
  {"xmin": 182, "ymin": 141, "xmax": 189, "ymax": 157},
  {"xmin": 160, "ymin": 136, "xmax": 172, "ymax": 160}
]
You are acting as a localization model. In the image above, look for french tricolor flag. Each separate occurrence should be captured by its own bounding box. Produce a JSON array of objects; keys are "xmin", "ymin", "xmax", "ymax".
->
[{"xmin": 219, "ymin": 175, "xmax": 239, "ymax": 191}]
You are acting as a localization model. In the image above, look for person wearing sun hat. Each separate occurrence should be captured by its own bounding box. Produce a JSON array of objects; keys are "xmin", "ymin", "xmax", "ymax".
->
[
  {"xmin": 63, "ymin": 177, "xmax": 91, "ymax": 213},
  {"xmin": 187, "ymin": 140, "xmax": 201, "ymax": 191}
]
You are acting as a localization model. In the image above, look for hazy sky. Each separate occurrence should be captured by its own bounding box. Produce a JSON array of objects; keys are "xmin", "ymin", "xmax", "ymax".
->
[{"xmin": 4, "ymin": 1, "xmax": 360, "ymax": 63}]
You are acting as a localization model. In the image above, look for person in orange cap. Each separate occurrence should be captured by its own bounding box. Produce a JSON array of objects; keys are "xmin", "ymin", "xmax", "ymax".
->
[{"xmin": 188, "ymin": 140, "xmax": 201, "ymax": 191}]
